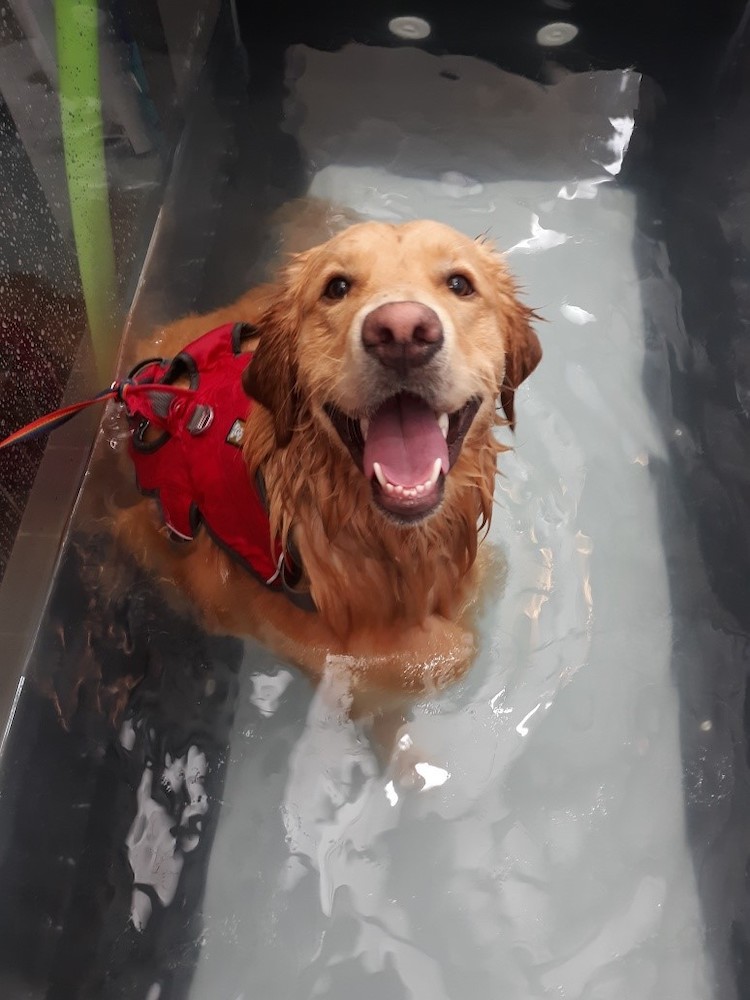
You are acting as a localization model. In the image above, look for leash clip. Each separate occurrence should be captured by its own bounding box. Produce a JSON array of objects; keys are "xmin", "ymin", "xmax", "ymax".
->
[{"xmin": 112, "ymin": 378, "xmax": 134, "ymax": 404}]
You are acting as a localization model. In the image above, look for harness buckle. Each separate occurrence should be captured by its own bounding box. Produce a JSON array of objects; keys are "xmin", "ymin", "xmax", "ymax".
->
[{"xmin": 187, "ymin": 403, "xmax": 214, "ymax": 436}]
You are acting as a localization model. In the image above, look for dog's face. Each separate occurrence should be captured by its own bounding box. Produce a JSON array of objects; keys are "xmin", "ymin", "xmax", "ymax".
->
[{"xmin": 244, "ymin": 220, "xmax": 541, "ymax": 524}]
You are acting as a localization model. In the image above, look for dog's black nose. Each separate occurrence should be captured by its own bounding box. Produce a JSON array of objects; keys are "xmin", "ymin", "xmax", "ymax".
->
[{"xmin": 361, "ymin": 301, "xmax": 444, "ymax": 372}]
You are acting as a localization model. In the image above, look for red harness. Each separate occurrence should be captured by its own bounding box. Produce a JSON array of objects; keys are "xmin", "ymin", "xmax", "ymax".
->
[{"xmin": 125, "ymin": 322, "xmax": 308, "ymax": 604}]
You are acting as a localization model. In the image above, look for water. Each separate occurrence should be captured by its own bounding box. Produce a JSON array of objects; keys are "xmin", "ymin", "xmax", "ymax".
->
[
  {"xmin": 181, "ymin": 48, "xmax": 708, "ymax": 1000},
  {"xmin": 1, "ymin": 21, "xmax": 748, "ymax": 1000}
]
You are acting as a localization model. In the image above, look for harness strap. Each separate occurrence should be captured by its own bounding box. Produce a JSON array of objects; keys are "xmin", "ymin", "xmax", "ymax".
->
[{"xmin": 255, "ymin": 470, "xmax": 315, "ymax": 612}]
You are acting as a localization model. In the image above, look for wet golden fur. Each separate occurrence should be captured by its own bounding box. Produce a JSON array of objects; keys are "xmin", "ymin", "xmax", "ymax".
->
[{"xmin": 113, "ymin": 220, "xmax": 541, "ymax": 713}]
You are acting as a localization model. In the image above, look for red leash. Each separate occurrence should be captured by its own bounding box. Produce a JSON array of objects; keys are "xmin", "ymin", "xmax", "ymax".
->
[{"xmin": 0, "ymin": 380, "xmax": 196, "ymax": 452}]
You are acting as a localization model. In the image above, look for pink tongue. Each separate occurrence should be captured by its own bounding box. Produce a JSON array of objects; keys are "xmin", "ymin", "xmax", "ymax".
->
[{"xmin": 363, "ymin": 395, "xmax": 449, "ymax": 487}]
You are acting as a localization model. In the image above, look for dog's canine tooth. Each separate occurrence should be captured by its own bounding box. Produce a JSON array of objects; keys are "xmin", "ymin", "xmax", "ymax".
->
[
  {"xmin": 373, "ymin": 461, "xmax": 387, "ymax": 487},
  {"xmin": 438, "ymin": 412, "xmax": 449, "ymax": 438},
  {"xmin": 360, "ymin": 417, "xmax": 369, "ymax": 440}
]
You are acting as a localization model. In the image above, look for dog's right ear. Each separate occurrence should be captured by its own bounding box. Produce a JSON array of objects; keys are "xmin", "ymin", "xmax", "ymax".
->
[
  {"xmin": 242, "ymin": 275, "xmax": 304, "ymax": 448},
  {"xmin": 500, "ymin": 301, "xmax": 542, "ymax": 430}
]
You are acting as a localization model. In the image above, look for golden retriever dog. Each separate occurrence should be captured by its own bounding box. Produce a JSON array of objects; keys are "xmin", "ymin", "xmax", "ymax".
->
[{"xmin": 113, "ymin": 219, "xmax": 540, "ymax": 750}]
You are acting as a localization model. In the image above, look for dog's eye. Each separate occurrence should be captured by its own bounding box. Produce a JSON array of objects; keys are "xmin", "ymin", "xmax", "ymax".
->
[
  {"xmin": 323, "ymin": 276, "xmax": 351, "ymax": 300},
  {"xmin": 446, "ymin": 273, "xmax": 474, "ymax": 297}
]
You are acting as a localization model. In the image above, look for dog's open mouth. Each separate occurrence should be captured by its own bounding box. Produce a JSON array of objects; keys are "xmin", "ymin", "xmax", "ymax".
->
[{"xmin": 324, "ymin": 393, "xmax": 481, "ymax": 523}]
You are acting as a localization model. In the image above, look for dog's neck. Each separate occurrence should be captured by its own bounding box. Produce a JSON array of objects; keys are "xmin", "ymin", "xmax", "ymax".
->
[{"xmin": 246, "ymin": 407, "xmax": 501, "ymax": 636}]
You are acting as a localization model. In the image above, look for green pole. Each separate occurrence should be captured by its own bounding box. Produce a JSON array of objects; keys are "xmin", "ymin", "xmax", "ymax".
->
[{"xmin": 55, "ymin": 0, "xmax": 117, "ymax": 376}]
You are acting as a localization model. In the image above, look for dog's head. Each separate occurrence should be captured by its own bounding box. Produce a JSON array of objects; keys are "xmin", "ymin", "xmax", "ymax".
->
[{"xmin": 243, "ymin": 220, "xmax": 541, "ymax": 524}]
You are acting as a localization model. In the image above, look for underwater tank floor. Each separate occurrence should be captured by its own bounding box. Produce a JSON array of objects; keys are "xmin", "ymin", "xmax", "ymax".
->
[{"xmin": 1, "ymin": 5, "xmax": 750, "ymax": 999}]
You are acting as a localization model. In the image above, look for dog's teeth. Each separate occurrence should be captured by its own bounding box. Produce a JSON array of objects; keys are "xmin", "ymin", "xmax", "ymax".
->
[
  {"xmin": 438, "ymin": 412, "xmax": 449, "ymax": 438},
  {"xmin": 373, "ymin": 462, "xmax": 387, "ymax": 488},
  {"xmin": 376, "ymin": 463, "xmax": 443, "ymax": 501},
  {"xmin": 360, "ymin": 417, "xmax": 369, "ymax": 440}
]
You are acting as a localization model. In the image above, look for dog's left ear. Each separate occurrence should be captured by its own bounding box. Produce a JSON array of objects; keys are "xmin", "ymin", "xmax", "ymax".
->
[{"xmin": 500, "ymin": 301, "xmax": 542, "ymax": 429}]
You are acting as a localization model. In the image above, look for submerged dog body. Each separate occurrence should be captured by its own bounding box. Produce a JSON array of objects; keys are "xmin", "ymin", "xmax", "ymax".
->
[{"xmin": 117, "ymin": 220, "xmax": 540, "ymax": 699}]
